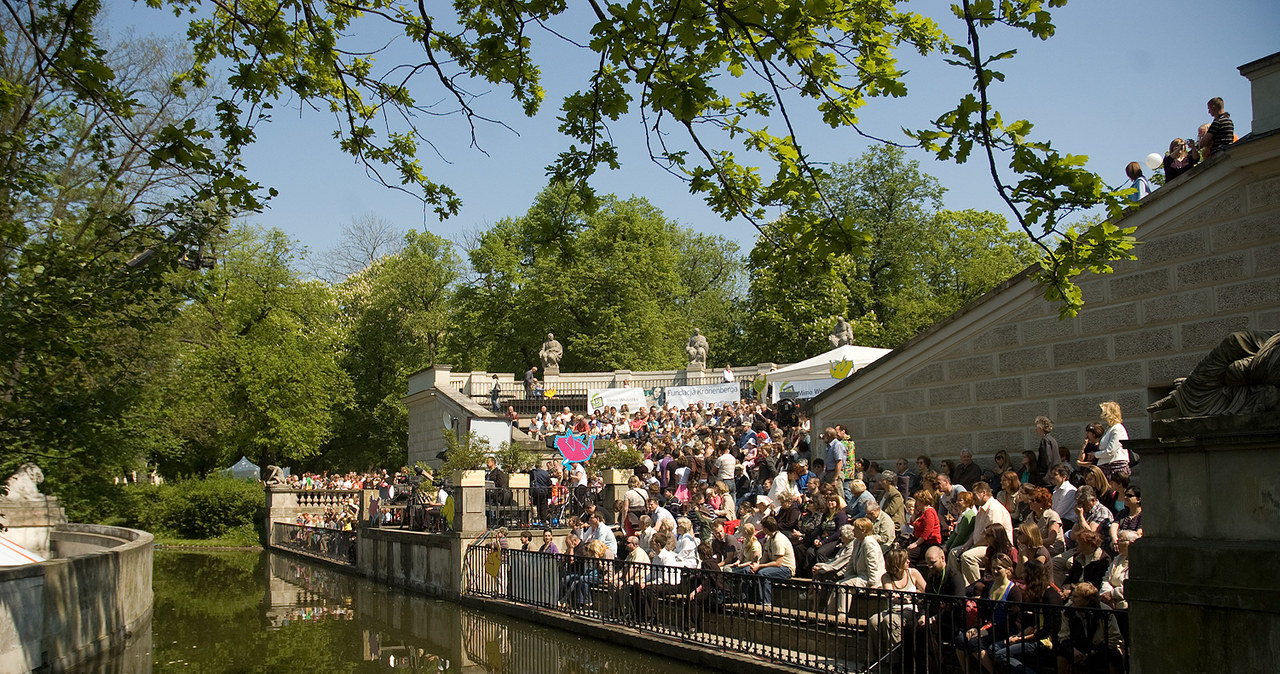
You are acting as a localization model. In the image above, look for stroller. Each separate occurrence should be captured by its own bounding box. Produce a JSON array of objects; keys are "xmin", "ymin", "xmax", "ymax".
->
[{"xmin": 546, "ymin": 483, "xmax": 571, "ymax": 526}]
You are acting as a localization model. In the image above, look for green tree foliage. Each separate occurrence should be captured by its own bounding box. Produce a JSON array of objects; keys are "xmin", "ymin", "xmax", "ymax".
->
[
  {"xmin": 322, "ymin": 230, "xmax": 461, "ymax": 470},
  {"xmin": 144, "ymin": 226, "xmax": 352, "ymax": 476},
  {"xmin": 743, "ymin": 146, "xmax": 1037, "ymax": 359},
  {"xmin": 448, "ymin": 182, "xmax": 742, "ymax": 373},
  {"xmin": 0, "ymin": 5, "xmax": 259, "ymax": 511}
]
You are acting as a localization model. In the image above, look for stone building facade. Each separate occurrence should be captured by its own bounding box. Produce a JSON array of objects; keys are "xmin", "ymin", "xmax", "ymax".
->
[{"xmin": 812, "ymin": 57, "xmax": 1280, "ymax": 466}]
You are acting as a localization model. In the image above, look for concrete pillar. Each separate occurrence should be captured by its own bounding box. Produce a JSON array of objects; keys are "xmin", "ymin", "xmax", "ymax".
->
[
  {"xmin": 1239, "ymin": 51, "xmax": 1280, "ymax": 136},
  {"xmin": 602, "ymin": 469, "xmax": 631, "ymax": 526},
  {"xmin": 1125, "ymin": 413, "xmax": 1280, "ymax": 674},
  {"xmin": 452, "ymin": 470, "xmax": 488, "ymax": 533}
]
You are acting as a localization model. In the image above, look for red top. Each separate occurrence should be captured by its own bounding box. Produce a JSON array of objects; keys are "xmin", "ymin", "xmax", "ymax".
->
[{"xmin": 912, "ymin": 507, "xmax": 942, "ymax": 545}]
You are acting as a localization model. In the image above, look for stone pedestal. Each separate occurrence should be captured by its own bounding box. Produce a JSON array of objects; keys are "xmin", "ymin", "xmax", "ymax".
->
[
  {"xmin": 452, "ymin": 469, "xmax": 488, "ymax": 534},
  {"xmin": 0, "ymin": 497, "xmax": 66, "ymax": 557},
  {"xmin": 1125, "ymin": 413, "xmax": 1280, "ymax": 674},
  {"xmin": 602, "ymin": 470, "xmax": 631, "ymax": 526}
]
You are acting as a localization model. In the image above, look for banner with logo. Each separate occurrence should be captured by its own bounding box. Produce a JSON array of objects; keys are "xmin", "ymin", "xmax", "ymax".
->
[
  {"xmin": 587, "ymin": 387, "xmax": 648, "ymax": 414},
  {"xmin": 663, "ymin": 381, "xmax": 741, "ymax": 409},
  {"xmin": 771, "ymin": 377, "xmax": 841, "ymax": 402}
]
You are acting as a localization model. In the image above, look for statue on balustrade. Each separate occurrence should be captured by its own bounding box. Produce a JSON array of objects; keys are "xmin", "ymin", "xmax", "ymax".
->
[
  {"xmin": 830, "ymin": 316, "xmax": 855, "ymax": 348},
  {"xmin": 539, "ymin": 332, "xmax": 563, "ymax": 370},
  {"xmin": 686, "ymin": 328, "xmax": 709, "ymax": 368},
  {"xmin": 1147, "ymin": 330, "xmax": 1280, "ymax": 418},
  {"xmin": 4, "ymin": 463, "xmax": 45, "ymax": 500}
]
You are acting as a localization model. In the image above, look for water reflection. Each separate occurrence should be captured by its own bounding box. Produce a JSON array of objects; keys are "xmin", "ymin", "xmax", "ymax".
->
[{"xmin": 149, "ymin": 549, "xmax": 703, "ymax": 673}]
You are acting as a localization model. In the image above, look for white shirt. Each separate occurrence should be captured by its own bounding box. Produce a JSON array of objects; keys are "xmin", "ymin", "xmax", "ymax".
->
[
  {"xmin": 1051, "ymin": 481, "xmax": 1078, "ymax": 523},
  {"xmin": 1096, "ymin": 423, "xmax": 1129, "ymax": 465}
]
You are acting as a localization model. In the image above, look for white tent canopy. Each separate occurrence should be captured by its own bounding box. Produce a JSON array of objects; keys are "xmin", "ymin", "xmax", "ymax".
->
[
  {"xmin": 225, "ymin": 456, "xmax": 261, "ymax": 481},
  {"xmin": 768, "ymin": 344, "xmax": 891, "ymax": 380},
  {"xmin": 0, "ymin": 534, "xmax": 45, "ymax": 566}
]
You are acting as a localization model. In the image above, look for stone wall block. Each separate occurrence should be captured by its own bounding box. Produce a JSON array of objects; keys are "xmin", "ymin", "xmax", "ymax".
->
[
  {"xmin": 999, "ymin": 401, "xmax": 1047, "ymax": 427},
  {"xmin": 904, "ymin": 410, "xmax": 946, "ymax": 435},
  {"xmin": 847, "ymin": 398, "xmax": 884, "ymax": 417},
  {"xmin": 971, "ymin": 324, "xmax": 1020, "ymax": 353},
  {"xmin": 927, "ymin": 383, "xmax": 972, "ymax": 407},
  {"xmin": 1175, "ymin": 252, "xmax": 1248, "ymax": 288},
  {"xmin": 1261, "ymin": 309, "xmax": 1280, "ymax": 331},
  {"xmin": 1078, "ymin": 303, "xmax": 1140, "ymax": 332},
  {"xmin": 1247, "ymin": 174, "xmax": 1280, "ymax": 211},
  {"xmin": 1180, "ymin": 315, "xmax": 1252, "ymax": 350},
  {"xmin": 1026, "ymin": 371, "xmax": 1081, "ymax": 396},
  {"xmin": 974, "ymin": 377, "xmax": 1024, "ymax": 402},
  {"xmin": 1256, "ymin": 241, "xmax": 1280, "ymax": 273},
  {"xmin": 947, "ymin": 406, "xmax": 998, "ymax": 430},
  {"xmin": 884, "ymin": 389, "xmax": 926, "ymax": 412},
  {"xmin": 1211, "ymin": 211, "xmax": 1279, "ymax": 252},
  {"xmin": 857, "ymin": 438, "xmax": 885, "ymax": 458},
  {"xmin": 903, "ymin": 363, "xmax": 945, "ymax": 387},
  {"xmin": 1136, "ymin": 229, "xmax": 1209, "ymax": 266},
  {"xmin": 1147, "ymin": 353, "xmax": 1206, "ymax": 387},
  {"xmin": 976, "ymin": 429, "xmax": 1025, "ymax": 453},
  {"xmin": 1141, "ymin": 289, "xmax": 1213, "ymax": 325},
  {"xmin": 1021, "ymin": 315, "xmax": 1079, "ymax": 344},
  {"xmin": 944, "ymin": 355, "xmax": 996, "ymax": 381},
  {"xmin": 1172, "ymin": 189, "xmax": 1244, "ymax": 234},
  {"xmin": 1052, "ymin": 336, "xmax": 1110, "ymax": 367},
  {"xmin": 1217, "ymin": 278, "xmax": 1280, "ymax": 313},
  {"xmin": 928, "ymin": 433, "xmax": 974, "ymax": 456},
  {"xmin": 866, "ymin": 415, "xmax": 904, "ymax": 438},
  {"xmin": 885, "ymin": 437, "xmax": 921, "ymax": 459},
  {"xmin": 1077, "ymin": 277, "xmax": 1109, "ymax": 306},
  {"xmin": 1055, "ymin": 395, "xmax": 1106, "ymax": 423},
  {"xmin": 1109, "ymin": 268, "xmax": 1171, "ymax": 301},
  {"xmin": 1084, "ymin": 361, "xmax": 1146, "ymax": 390},
  {"xmin": 1113, "ymin": 327, "xmax": 1176, "ymax": 359},
  {"xmin": 997, "ymin": 346, "xmax": 1050, "ymax": 374}
]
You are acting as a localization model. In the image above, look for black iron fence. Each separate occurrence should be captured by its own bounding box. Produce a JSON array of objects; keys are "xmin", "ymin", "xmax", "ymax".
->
[
  {"xmin": 461, "ymin": 546, "xmax": 1129, "ymax": 674},
  {"xmin": 486, "ymin": 485, "xmax": 602, "ymax": 530},
  {"xmin": 272, "ymin": 522, "xmax": 358, "ymax": 567}
]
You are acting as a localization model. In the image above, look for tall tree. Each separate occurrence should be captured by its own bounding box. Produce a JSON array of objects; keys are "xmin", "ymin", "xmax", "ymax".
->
[
  {"xmin": 322, "ymin": 230, "xmax": 461, "ymax": 470},
  {"xmin": 743, "ymin": 147, "xmax": 1037, "ymax": 359},
  {"xmin": 310, "ymin": 213, "xmax": 406, "ymax": 283},
  {"xmin": 449, "ymin": 182, "xmax": 743, "ymax": 373},
  {"xmin": 143, "ymin": 226, "xmax": 352, "ymax": 476}
]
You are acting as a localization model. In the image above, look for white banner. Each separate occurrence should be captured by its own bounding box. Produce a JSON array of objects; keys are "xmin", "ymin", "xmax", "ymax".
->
[
  {"xmin": 587, "ymin": 387, "xmax": 648, "ymax": 414},
  {"xmin": 771, "ymin": 377, "xmax": 841, "ymax": 402},
  {"xmin": 664, "ymin": 381, "xmax": 741, "ymax": 409}
]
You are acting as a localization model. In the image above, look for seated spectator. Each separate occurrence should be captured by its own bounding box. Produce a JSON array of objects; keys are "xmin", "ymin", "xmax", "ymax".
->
[
  {"xmin": 848, "ymin": 478, "xmax": 876, "ymax": 520},
  {"xmin": 827, "ymin": 518, "xmax": 885, "ymax": 617},
  {"xmin": 1063, "ymin": 530, "xmax": 1111, "ymax": 595},
  {"xmin": 993, "ymin": 558, "xmax": 1063, "ymax": 673},
  {"xmin": 869, "ymin": 547, "xmax": 929, "ymax": 662},
  {"xmin": 1164, "ymin": 137, "xmax": 1200, "ymax": 181},
  {"xmin": 944, "ymin": 491, "xmax": 977, "ymax": 556},
  {"xmin": 742, "ymin": 516, "xmax": 795, "ymax": 607},
  {"xmin": 812, "ymin": 524, "xmax": 857, "ymax": 584},
  {"xmin": 674, "ymin": 517, "xmax": 700, "ymax": 568},
  {"xmin": 1029, "ymin": 486, "xmax": 1065, "ymax": 555},
  {"xmin": 956, "ymin": 553, "xmax": 1023, "ymax": 671},
  {"xmin": 1055, "ymin": 582, "xmax": 1124, "ymax": 673},
  {"xmin": 906, "ymin": 489, "xmax": 942, "ymax": 567},
  {"xmin": 1101, "ymin": 530, "xmax": 1138, "ymax": 611}
]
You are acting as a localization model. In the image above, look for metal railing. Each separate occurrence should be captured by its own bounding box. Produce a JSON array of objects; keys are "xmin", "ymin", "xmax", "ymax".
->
[
  {"xmin": 485, "ymin": 485, "xmax": 602, "ymax": 530},
  {"xmin": 272, "ymin": 522, "xmax": 358, "ymax": 567},
  {"xmin": 461, "ymin": 546, "xmax": 1130, "ymax": 674}
]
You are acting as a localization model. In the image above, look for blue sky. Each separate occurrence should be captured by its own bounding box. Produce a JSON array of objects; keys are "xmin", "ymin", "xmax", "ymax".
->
[{"xmin": 112, "ymin": 1, "xmax": 1279, "ymax": 260}]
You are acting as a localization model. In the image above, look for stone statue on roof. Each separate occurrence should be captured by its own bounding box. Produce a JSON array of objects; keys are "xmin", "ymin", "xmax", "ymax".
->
[
  {"xmin": 539, "ymin": 332, "xmax": 563, "ymax": 370},
  {"xmin": 830, "ymin": 316, "xmax": 854, "ymax": 348},
  {"xmin": 686, "ymin": 328, "xmax": 709, "ymax": 367}
]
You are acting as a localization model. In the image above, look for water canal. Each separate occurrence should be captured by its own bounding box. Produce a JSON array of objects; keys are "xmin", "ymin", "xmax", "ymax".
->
[{"xmin": 92, "ymin": 549, "xmax": 706, "ymax": 673}]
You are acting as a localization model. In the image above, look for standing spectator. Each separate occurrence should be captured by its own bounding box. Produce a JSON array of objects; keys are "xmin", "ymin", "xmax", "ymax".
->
[
  {"xmin": 1199, "ymin": 96, "xmax": 1234, "ymax": 156},
  {"xmin": 877, "ymin": 470, "xmax": 906, "ymax": 532},
  {"xmin": 821, "ymin": 427, "xmax": 847, "ymax": 485},
  {"xmin": 952, "ymin": 449, "xmax": 982, "ymax": 490},
  {"xmin": 489, "ymin": 374, "xmax": 502, "ymax": 412},
  {"xmin": 523, "ymin": 365, "xmax": 538, "ymax": 397},
  {"xmin": 1123, "ymin": 162, "xmax": 1154, "ymax": 202},
  {"xmin": 1095, "ymin": 401, "xmax": 1130, "ymax": 479},
  {"xmin": 952, "ymin": 481, "xmax": 1013, "ymax": 587},
  {"xmin": 1034, "ymin": 416, "xmax": 1059, "ymax": 481}
]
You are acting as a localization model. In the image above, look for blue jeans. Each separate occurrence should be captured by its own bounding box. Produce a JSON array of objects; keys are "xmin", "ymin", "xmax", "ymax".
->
[{"xmin": 751, "ymin": 565, "xmax": 792, "ymax": 606}]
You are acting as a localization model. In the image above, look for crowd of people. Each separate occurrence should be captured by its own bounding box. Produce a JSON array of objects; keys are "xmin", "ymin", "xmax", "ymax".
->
[
  {"xmin": 1122, "ymin": 95, "xmax": 1236, "ymax": 202},
  {"xmin": 484, "ymin": 397, "xmax": 1139, "ymax": 672}
]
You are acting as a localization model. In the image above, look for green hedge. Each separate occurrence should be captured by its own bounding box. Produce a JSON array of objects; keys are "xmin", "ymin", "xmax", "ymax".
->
[{"xmin": 121, "ymin": 476, "xmax": 263, "ymax": 540}]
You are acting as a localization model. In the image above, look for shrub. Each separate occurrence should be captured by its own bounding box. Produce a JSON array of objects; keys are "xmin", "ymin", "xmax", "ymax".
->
[{"xmin": 121, "ymin": 476, "xmax": 263, "ymax": 540}]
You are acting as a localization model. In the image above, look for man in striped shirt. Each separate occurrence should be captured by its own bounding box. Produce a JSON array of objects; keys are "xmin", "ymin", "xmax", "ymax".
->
[{"xmin": 1200, "ymin": 97, "xmax": 1234, "ymax": 155}]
